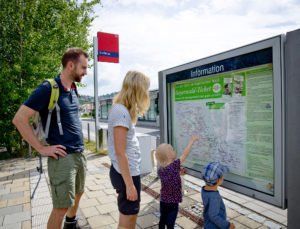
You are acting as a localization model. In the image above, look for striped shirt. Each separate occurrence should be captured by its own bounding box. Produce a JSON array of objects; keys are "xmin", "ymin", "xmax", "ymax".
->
[{"xmin": 108, "ymin": 104, "xmax": 141, "ymax": 176}]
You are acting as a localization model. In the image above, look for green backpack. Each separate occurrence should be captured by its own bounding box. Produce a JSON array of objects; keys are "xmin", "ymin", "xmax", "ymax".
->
[{"xmin": 32, "ymin": 79, "xmax": 63, "ymax": 143}]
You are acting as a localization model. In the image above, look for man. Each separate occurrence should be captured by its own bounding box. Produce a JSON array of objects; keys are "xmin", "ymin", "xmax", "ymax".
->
[{"xmin": 13, "ymin": 48, "xmax": 88, "ymax": 229}]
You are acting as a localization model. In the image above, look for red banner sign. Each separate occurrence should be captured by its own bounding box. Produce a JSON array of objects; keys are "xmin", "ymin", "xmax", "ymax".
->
[{"xmin": 97, "ymin": 32, "xmax": 119, "ymax": 63}]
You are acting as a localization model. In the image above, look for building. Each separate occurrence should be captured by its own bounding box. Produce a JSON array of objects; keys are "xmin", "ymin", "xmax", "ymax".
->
[{"xmin": 99, "ymin": 90, "xmax": 159, "ymax": 126}]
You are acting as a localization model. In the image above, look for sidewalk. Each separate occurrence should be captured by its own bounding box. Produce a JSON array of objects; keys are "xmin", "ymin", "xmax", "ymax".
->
[{"xmin": 0, "ymin": 151, "xmax": 287, "ymax": 229}]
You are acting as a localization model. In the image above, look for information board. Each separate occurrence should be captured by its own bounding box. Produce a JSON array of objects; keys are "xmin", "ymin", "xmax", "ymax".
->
[{"xmin": 159, "ymin": 35, "xmax": 285, "ymax": 207}]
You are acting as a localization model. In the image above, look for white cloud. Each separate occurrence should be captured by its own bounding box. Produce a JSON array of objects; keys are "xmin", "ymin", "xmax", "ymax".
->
[{"xmin": 78, "ymin": 0, "xmax": 300, "ymax": 96}]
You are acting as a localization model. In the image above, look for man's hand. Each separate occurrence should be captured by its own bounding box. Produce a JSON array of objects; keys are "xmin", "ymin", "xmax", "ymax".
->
[{"xmin": 40, "ymin": 145, "xmax": 67, "ymax": 159}]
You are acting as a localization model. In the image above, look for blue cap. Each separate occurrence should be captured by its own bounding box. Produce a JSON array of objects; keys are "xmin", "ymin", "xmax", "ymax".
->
[{"xmin": 202, "ymin": 162, "xmax": 229, "ymax": 186}]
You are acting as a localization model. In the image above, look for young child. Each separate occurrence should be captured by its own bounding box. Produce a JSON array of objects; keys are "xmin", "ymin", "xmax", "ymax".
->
[
  {"xmin": 201, "ymin": 162, "xmax": 235, "ymax": 229},
  {"xmin": 155, "ymin": 135, "xmax": 199, "ymax": 229}
]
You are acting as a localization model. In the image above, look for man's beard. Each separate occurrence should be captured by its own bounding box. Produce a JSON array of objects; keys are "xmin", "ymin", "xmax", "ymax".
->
[{"xmin": 73, "ymin": 71, "xmax": 82, "ymax": 83}]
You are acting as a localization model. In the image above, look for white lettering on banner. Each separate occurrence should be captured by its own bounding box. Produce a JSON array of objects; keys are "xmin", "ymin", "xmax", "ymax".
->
[{"xmin": 191, "ymin": 65, "xmax": 225, "ymax": 78}]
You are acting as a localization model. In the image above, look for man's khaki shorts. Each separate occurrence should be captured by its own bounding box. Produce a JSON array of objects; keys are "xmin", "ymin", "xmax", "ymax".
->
[{"xmin": 48, "ymin": 152, "xmax": 86, "ymax": 208}]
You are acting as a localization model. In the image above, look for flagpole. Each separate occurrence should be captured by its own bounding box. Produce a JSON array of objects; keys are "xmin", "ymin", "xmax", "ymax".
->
[{"xmin": 93, "ymin": 36, "xmax": 100, "ymax": 151}]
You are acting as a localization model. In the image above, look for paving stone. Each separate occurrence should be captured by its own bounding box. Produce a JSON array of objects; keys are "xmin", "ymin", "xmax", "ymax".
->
[
  {"xmin": 7, "ymin": 196, "xmax": 30, "ymax": 207},
  {"xmin": 80, "ymin": 198, "xmax": 100, "ymax": 208},
  {"xmin": 32, "ymin": 204, "xmax": 52, "ymax": 216},
  {"xmin": 0, "ymin": 189, "xmax": 10, "ymax": 195},
  {"xmin": 136, "ymin": 213, "xmax": 159, "ymax": 228},
  {"xmin": 263, "ymin": 220, "xmax": 284, "ymax": 229},
  {"xmin": 248, "ymin": 213, "xmax": 266, "ymax": 223},
  {"xmin": 109, "ymin": 210, "xmax": 119, "ymax": 222},
  {"xmin": 32, "ymin": 223, "xmax": 47, "ymax": 229},
  {"xmin": 252, "ymin": 200, "xmax": 273, "ymax": 210},
  {"xmin": 85, "ymin": 190, "xmax": 106, "ymax": 198},
  {"xmin": 0, "ymin": 205, "xmax": 23, "ymax": 216},
  {"xmin": 87, "ymin": 185, "xmax": 102, "ymax": 191},
  {"xmin": 30, "ymin": 190, "xmax": 50, "ymax": 199},
  {"xmin": 94, "ymin": 178, "xmax": 111, "ymax": 185},
  {"xmin": 227, "ymin": 207, "xmax": 240, "ymax": 219},
  {"xmin": 96, "ymin": 195, "xmax": 116, "ymax": 205},
  {"xmin": 148, "ymin": 201, "xmax": 160, "ymax": 211},
  {"xmin": 96, "ymin": 203, "xmax": 118, "ymax": 214},
  {"xmin": 87, "ymin": 214, "xmax": 115, "ymax": 228},
  {"xmin": 224, "ymin": 199, "xmax": 241, "ymax": 211},
  {"xmin": 31, "ymin": 196, "xmax": 52, "ymax": 208},
  {"xmin": 103, "ymin": 188, "xmax": 115, "ymax": 195},
  {"xmin": 188, "ymin": 193, "xmax": 202, "ymax": 202},
  {"xmin": 244, "ymin": 202, "xmax": 267, "ymax": 213},
  {"xmin": 235, "ymin": 215, "xmax": 261, "ymax": 228},
  {"xmin": 282, "ymin": 220, "xmax": 287, "ymax": 226},
  {"xmin": 180, "ymin": 196, "xmax": 197, "ymax": 208},
  {"xmin": 183, "ymin": 187, "xmax": 199, "ymax": 197},
  {"xmin": 268, "ymin": 206, "xmax": 287, "ymax": 217},
  {"xmin": 22, "ymin": 220, "xmax": 31, "ymax": 229},
  {"xmin": 85, "ymin": 181, "xmax": 97, "ymax": 186},
  {"xmin": 23, "ymin": 203, "xmax": 31, "ymax": 212},
  {"xmin": 261, "ymin": 210, "xmax": 287, "ymax": 223},
  {"xmin": 227, "ymin": 194, "xmax": 249, "ymax": 205},
  {"xmin": 23, "ymin": 191, "xmax": 30, "ymax": 199},
  {"xmin": 0, "ymin": 222, "xmax": 21, "ymax": 229},
  {"xmin": 231, "ymin": 220, "xmax": 250, "ymax": 229},
  {"xmin": 257, "ymin": 226, "xmax": 268, "ymax": 229},
  {"xmin": 176, "ymin": 216, "xmax": 199, "ymax": 229},
  {"xmin": 3, "ymin": 211, "xmax": 31, "ymax": 225},
  {"xmin": 30, "ymin": 185, "xmax": 49, "ymax": 193},
  {"xmin": 32, "ymin": 212, "xmax": 49, "ymax": 228},
  {"xmin": 140, "ymin": 193, "xmax": 155, "ymax": 205},
  {"xmin": 139, "ymin": 204, "xmax": 157, "ymax": 216},
  {"xmin": 81, "ymin": 206, "xmax": 100, "ymax": 218},
  {"xmin": 0, "ymin": 200, "xmax": 7, "ymax": 209},
  {"xmin": 0, "ymin": 191, "xmax": 24, "ymax": 201},
  {"xmin": 236, "ymin": 207, "xmax": 252, "ymax": 216},
  {"xmin": 6, "ymin": 182, "xmax": 24, "ymax": 189}
]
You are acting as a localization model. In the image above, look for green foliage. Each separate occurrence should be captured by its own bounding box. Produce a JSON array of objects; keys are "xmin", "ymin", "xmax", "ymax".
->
[
  {"xmin": 81, "ymin": 113, "xmax": 92, "ymax": 118},
  {"xmin": 0, "ymin": 0, "xmax": 101, "ymax": 157}
]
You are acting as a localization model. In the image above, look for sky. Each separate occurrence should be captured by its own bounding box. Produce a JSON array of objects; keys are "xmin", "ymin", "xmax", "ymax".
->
[{"xmin": 78, "ymin": 0, "xmax": 300, "ymax": 96}]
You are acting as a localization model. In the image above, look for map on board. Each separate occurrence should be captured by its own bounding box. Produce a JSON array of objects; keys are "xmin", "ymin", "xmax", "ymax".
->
[{"xmin": 171, "ymin": 64, "xmax": 274, "ymax": 187}]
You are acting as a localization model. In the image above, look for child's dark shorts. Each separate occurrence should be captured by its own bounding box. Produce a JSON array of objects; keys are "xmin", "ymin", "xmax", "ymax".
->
[{"xmin": 109, "ymin": 165, "xmax": 141, "ymax": 215}]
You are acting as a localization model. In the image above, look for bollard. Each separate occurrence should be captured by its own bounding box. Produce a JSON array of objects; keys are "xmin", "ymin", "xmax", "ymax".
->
[
  {"xmin": 156, "ymin": 135, "xmax": 160, "ymax": 147},
  {"xmin": 87, "ymin": 123, "xmax": 90, "ymax": 142},
  {"xmin": 98, "ymin": 127, "xmax": 108, "ymax": 154}
]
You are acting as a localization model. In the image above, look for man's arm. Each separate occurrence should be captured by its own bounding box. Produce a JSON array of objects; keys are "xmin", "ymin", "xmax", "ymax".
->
[{"xmin": 12, "ymin": 105, "xmax": 66, "ymax": 159}]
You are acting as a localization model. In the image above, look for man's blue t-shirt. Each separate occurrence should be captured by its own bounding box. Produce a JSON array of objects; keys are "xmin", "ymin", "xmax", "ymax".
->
[{"xmin": 24, "ymin": 76, "xmax": 84, "ymax": 154}]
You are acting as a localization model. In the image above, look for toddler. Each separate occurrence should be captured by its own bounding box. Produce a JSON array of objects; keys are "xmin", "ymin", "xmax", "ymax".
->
[
  {"xmin": 201, "ymin": 162, "xmax": 235, "ymax": 229},
  {"xmin": 155, "ymin": 135, "xmax": 199, "ymax": 229}
]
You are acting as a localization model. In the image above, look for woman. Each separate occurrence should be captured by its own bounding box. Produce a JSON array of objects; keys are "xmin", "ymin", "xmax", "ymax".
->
[{"xmin": 108, "ymin": 70, "xmax": 150, "ymax": 229}]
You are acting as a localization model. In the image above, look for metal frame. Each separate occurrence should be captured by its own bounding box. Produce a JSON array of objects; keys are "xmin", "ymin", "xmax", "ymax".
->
[{"xmin": 159, "ymin": 35, "xmax": 286, "ymax": 208}]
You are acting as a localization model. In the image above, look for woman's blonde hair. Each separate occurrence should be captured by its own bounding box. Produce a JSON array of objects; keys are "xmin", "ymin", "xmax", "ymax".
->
[
  {"xmin": 155, "ymin": 143, "xmax": 173, "ymax": 166},
  {"xmin": 113, "ymin": 70, "xmax": 150, "ymax": 123}
]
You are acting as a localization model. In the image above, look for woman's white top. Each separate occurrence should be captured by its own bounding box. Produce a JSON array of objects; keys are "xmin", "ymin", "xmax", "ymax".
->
[{"xmin": 108, "ymin": 104, "xmax": 141, "ymax": 176}]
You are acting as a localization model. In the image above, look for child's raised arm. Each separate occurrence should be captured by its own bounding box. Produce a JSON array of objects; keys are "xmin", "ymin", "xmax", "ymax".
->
[{"xmin": 179, "ymin": 134, "xmax": 199, "ymax": 164}]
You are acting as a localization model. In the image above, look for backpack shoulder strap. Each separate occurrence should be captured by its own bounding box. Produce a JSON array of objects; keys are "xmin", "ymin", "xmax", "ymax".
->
[
  {"xmin": 46, "ymin": 79, "xmax": 59, "ymax": 110},
  {"xmin": 44, "ymin": 79, "xmax": 63, "ymax": 137}
]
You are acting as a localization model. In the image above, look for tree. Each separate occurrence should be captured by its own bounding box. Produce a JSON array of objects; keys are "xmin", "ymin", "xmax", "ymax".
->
[{"xmin": 0, "ymin": 0, "xmax": 101, "ymax": 158}]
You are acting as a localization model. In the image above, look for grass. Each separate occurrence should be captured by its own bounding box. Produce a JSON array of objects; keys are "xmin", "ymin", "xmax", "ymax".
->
[{"xmin": 84, "ymin": 139, "xmax": 108, "ymax": 155}]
